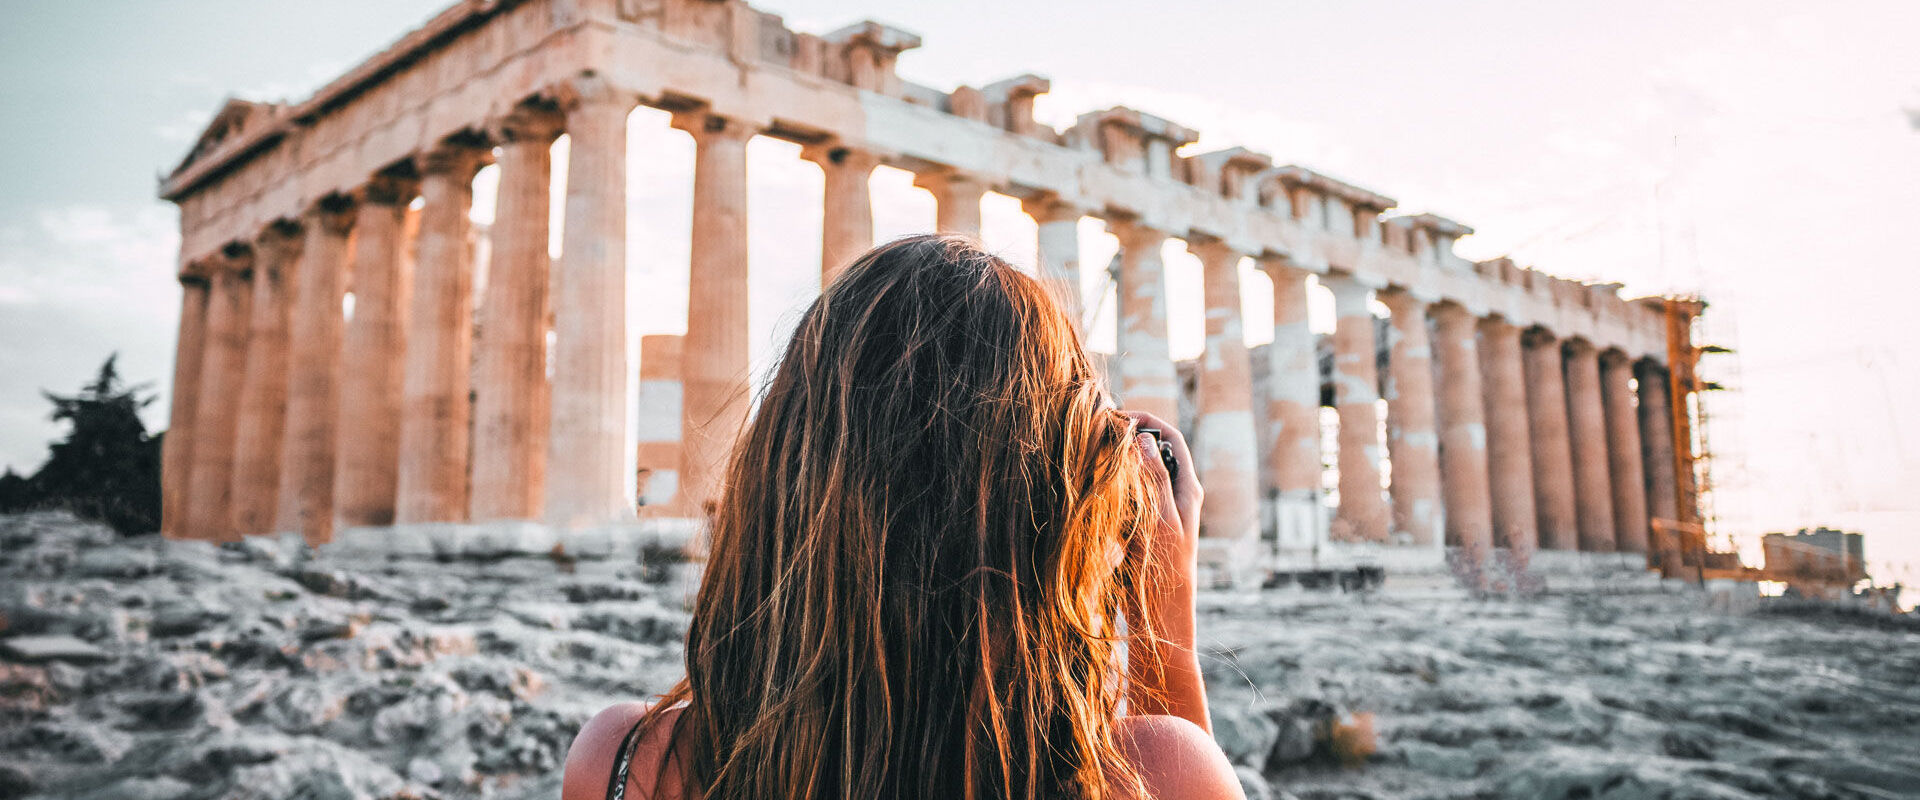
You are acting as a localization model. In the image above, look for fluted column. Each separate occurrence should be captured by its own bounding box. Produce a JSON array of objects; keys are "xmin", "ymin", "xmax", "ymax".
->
[
  {"xmin": 185, "ymin": 247, "xmax": 253, "ymax": 541},
  {"xmin": 1379, "ymin": 289, "xmax": 1441, "ymax": 547},
  {"xmin": 635, "ymin": 334, "xmax": 684, "ymax": 511},
  {"xmin": 396, "ymin": 141, "xmax": 487, "ymax": 524},
  {"xmin": 471, "ymin": 105, "xmax": 564, "ymax": 522},
  {"xmin": 1523, "ymin": 328, "xmax": 1579, "ymax": 550},
  {"xmin": 1601, "ymin": 350, "xmax": 1650, "ymax": 554},
  {"xmin": 1023, "ymin": 194, "xmax": 1083, "ymax": 328},
  {"xmin": 162, "ymin": 275, "xmax": 211, "ymax": 538},
  {"xmin": 278, "ymin": 197, "xmax": 356, "ymax": 544},
  {"xmin": 1190, "ymin": 239, "xmax": 1260, "ymax": 547},
  {"xmin": 805, "ymin": 142, "xmax": 876, "ymax": 282},
  {"xmin": 674, "ymin": 110, "xmax": 754, "ymax": 519},
  {"xmin": 230, "ymin": 222, "xmax": 303, "ymax": 535},
  {"xmin": 1259, "ymin": 258, "xmax": 1323, "ymax": 548},
  {"xmin": 1563, "ymin": 339, "xmax": 1616, "ymax": 552},
  {"xmin": 1431, "ymin": 303, "xmax": 1494, "ymax": 555},
  {"xmin": 1324, "ymin": 273, "xmax": 1388, "ymax": 543},
  {"xmin": 1636, "ymin": 361, "xmax": 1682, "ymax": 568},
  {"xmin": 1478, "ymin": 317, "xmax": 1538, "ymax": 555},
  {"xmin": 915, "ymin": 170, "xmax": 985, "ymax": 237},
  {"xmin": 1107, "ymin": 220, "xmax": 1178, "ymax": 422},
  {"xmin": 546, "ymin": 79, "xmax": 637, "ymax": 528},
  {"xmin": 335, "ymin": 172, "xmax": 417, "ymax": 528}
]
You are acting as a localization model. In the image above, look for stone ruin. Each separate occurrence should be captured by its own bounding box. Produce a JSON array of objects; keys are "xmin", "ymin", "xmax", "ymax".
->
[{"xmin": 157, "ymin": 0, "xmax": 1701, "ymax": 585}]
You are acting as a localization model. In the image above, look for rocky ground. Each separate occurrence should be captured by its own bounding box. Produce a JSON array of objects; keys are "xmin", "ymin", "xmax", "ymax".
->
[{"xmin": 2, "ymin": 511, "xmax": 1916, "ymax": 800}]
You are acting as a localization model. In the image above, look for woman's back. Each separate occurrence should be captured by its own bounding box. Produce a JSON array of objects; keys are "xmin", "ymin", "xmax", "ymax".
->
[
  {"xmin": 563, "ymin": 705, "xmax": 1242, "ymax": 800},
  {"xmin": 561, "ymin": 236, "xmax": 1244, "ymax": 800}
]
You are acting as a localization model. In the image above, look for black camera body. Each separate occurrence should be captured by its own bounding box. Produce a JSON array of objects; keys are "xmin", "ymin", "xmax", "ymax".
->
[{"xmin": 1135, "ymin": 428, "xmax": 1180, "ymax": 482}]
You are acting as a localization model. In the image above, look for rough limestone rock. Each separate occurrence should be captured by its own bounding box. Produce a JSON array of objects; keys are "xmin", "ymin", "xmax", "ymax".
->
[
  {"xmin": 0, "ymin": 634, "xmax": 110, "ymax": 664},
  {"xmin": 4, "ymin": 511, "xmax": 1918, "ymax": 800}
]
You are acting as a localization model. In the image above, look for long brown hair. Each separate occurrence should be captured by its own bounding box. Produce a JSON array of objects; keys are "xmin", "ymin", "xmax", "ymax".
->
[{"xmin": 645, "ymin": 234, "xmax": 1159, "ymax": 799}]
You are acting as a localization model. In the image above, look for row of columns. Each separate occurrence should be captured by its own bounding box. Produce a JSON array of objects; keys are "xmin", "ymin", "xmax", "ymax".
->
[
  {"xmin": 1034, "ymin": 219, "xmax": 1681, "ymax": 571},
  {"xmin": 163, "ymin": 81, "xmax": 1680, "ymax": 565},
  {"xmin": 164, "ymin": 81, "xmax": 657, "ymax": 542}
]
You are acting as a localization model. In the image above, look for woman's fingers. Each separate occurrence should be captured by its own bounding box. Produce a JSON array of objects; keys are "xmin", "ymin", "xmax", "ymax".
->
[{"xmin": 1124, "ymin": 410, "xmax": 1200, "ymax": 495}]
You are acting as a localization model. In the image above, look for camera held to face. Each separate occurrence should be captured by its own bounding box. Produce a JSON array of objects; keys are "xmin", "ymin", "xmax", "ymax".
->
[{"xmin": 1135, "ymin": 428, "xmax": 1179, "ymax": 483}]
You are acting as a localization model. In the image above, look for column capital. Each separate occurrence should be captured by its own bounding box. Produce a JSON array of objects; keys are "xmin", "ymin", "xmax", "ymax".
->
[
  {"xmin": 670, "ymin": 109, "xmax": 756, "ymax": 144},
  {"xmin": 491, "ymin": 102, "xmax": 566, "ymax": 146},
  {"xmin": 549, "ymin": 73, "xmax": 638, "ymax": 115},
  {"xmin": 416, "ymin": 139, "xmax": 489, "ymax": 179},
  {"xmin": 304, "ymin": 194, "xmax": 358, "ymax": 237},
  {"xmin": 1376, "ymin": 285, "xmax": 1429, "ymax": 317},
  {"xmin": 360, "ymin": 170, "xmax": 421, "ymax": 207},
  {"xmin": 1104, "ymin": 216, "xmax": 1165, "ymax": 250},
  {"xmin": 211, "ymin": 240, "xmax": 255, "ymax": 275},
  {"xmin": 1255, "ymin": 252, "xmax": 1309, "ymax": 282},
  {"xmin": 800, "ymin": 140, "xmax": 881, "ymax": 170},
  {"xmin": 911, "ymin": 166, "xmax": 986, "ymax": 196},
  {"xmin": 1521, "ymin": 325, "xmax": 1559, "ymax": 349},
  {"xmin": 1598, "ymin": 347, "xmax": 1634, "ymax": 368},
  {"xmin": 1428, "ymin": 299, "xmax": 1480, "ymax": 327},
  {"xmin": 1477, "ymin": 313, "xmax": 1520, "ymax": 338},
  {"xmin": 1185, "ymin": 236, "xmax": 1241, "ymax": 268},
  {"xmin": 1019, "ymin": 191, "xmax": 1082, "ymax": 224},
  {"xmin": 1319, "ymin": 270, "xmax": 1378, "ymax": 305},
  {"xmin": 253, "ymin": 218, "xmax": 305, "ymax": 261},
  {"xmin": 1633, "ymin": 358, "xmax": 1669, "ymax": 379},
  {"xmin": 1562, "ymin": 336, "xmax": 1599, "ymax": 358}
]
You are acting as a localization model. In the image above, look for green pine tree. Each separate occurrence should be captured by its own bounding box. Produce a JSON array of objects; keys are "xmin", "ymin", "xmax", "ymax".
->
[{"xmin": 2, "ymin": 354, "xmax": 164, "ymax": 534}]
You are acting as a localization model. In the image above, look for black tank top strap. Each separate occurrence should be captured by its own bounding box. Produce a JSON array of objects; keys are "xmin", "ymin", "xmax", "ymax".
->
[{"xmin": 604, "ymin": 714, "xmax": 651, "ymax": 800}]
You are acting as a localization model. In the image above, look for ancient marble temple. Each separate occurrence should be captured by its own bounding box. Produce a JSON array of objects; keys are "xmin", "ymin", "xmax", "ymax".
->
[{"xmin": 158, "ymin": 0, "xmax": 1702, "ymax": 584}]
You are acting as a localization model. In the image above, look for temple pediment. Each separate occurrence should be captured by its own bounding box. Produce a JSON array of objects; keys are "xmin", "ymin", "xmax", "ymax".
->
[{"xmin": 169, "ymin": 98, "xmax": 287, "ymax": 181}]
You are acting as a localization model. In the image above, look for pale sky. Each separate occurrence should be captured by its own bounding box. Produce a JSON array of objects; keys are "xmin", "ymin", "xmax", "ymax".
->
[{"xmin": 2, "ymin": 1, "xmax": 1916, "ymax": 589}]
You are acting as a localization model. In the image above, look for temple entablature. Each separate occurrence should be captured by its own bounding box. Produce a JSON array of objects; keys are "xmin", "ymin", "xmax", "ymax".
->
[{"xmin": 159, "ymin": 0, "xmax": 1674, "ymax": 363}]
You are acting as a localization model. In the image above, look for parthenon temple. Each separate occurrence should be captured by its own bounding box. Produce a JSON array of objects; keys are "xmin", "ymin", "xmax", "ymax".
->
[{"xmin": 158, "ymin": 0, "xmax": 1707, "ymax": 584}]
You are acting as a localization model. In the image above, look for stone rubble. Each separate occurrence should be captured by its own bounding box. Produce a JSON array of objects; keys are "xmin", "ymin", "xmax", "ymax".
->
[{"xmin": 3, "ymin": 511, "xmax": 1917, "ymax": 800}]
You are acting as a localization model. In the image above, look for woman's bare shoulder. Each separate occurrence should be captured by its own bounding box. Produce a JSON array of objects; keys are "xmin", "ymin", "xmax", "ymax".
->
[
  {"xmin": 561, "ymin": 702, "xmax": 686, "ymax": 800},
  {"xmin": 1114, "ymin": 715, "xmax": 1246, "ymax": 800}
]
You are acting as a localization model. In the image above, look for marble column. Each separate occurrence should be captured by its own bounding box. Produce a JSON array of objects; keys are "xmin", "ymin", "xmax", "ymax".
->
[
  {"xmin": 1324, "ymin": 273, "xmax": 1389, "ymax": 543},
  {"xmin": 1379, "ymin": 289, "xmax": 1442, "ymax": 547},
  {"xmin": 1563, "ymin": 339, "xmax": 1616, "ymax": 552},
  {"xmin": 1107, "ymin": 220, "xmax": 1179, "ymax": 422},
  {"xmin": 1636, "ymin": 361, "xmax": 1683, "ymax": 568},
  {"xmin": 674, "ymin": 110, "xmax": 754, "ymax": 519},
  {"xmin": 229, "ymin": 221, "xmax": 303, "ymax": 535},
  {"xmin": 1023, "ymin": 194, "xmax": 1084, "ymax": 328},
  {"xmin": 278, "ymin": 197, "xmax": 356, "ymax": 544},
  {"xmin": 471, "ymin": 105, "xmax": 564, "ymax": 522},
  {"xmin": 1601, "ymin": 350, "xmax": 1650, "ymax": 554},
  {"xmin": 806, "ymin": 143, "xmax": 876, "ymax": 283},
  {"xmin": 185, "ymin": 246, "xmax": 254, "ymax": 541},
  {"xmin": 1431, "ymin": 302, "xmax": 1494, "ymax": 554},
  {"xmin": 162, "ymin": 275, "xmax": 211, "ymax": 538},
  {"xmin": 546, "ymin": 80, "xmax": 636, "ymax": 528},
  {"xmin": 635, "ymin": 334, "xmax": 684, "ymax": 511},
  {"xmin": 1478, "ymin": 317, "xmax": 1538, "ymax": 555},
  {"xmin": 1190, "ymin": 239, "xmax": 1260, "ymax": 546},
  {"xmin": 1522, "ymin": 327, "xmax": 1579, "ymax": 550},
  {"xmin": 1259, "ymin": 258, "xmax": 1323, "ymax": 548},
  {"xmin": 396, "ymin": 141, "xmax": 487, "ymax": 525},
  {"xmin": 915, "ymin": 170, "xmax": 985, "ymax": 237},
  {"xmin": 335, "ymin": 172, "xmax": 416, "ymax": 529}
]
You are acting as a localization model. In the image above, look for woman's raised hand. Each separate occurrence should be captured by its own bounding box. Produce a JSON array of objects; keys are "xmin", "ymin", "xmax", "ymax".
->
[
  {"xmin": 1120, "ymin": 410, "xmax": 1211, "ymax": 733},
  {"xmin": 1126, "ymin": 410, "xmax": 1202, "ymax": 574}
]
